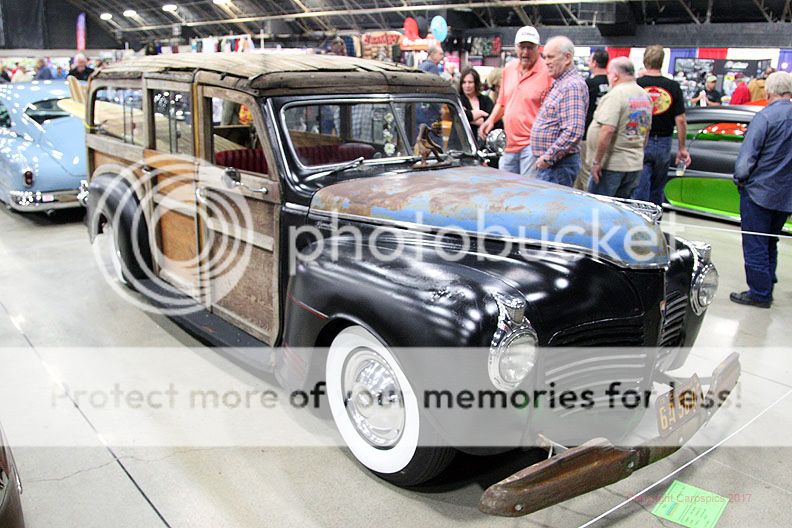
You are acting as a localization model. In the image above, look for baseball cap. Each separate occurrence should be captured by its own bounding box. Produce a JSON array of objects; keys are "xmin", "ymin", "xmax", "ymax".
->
[
  {"xmin": 515, "ymin": 26, "xmax": 540, "ymax": 46},
  {"xmin": 706, "ymin": 74, "xmax": 717, "ymax": 82}
]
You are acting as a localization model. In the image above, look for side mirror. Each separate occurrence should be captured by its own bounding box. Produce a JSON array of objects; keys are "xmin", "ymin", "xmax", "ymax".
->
[
  {"xmin": 485, "ymin": 129, "xmax": 506, "ymax": 156},
  {"xmin": 222, "ymin": 166, "xmax": 241, "ymax": 189}
]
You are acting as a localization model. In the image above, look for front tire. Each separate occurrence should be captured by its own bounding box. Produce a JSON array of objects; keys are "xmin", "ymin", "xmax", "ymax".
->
[{"xmin": 326, "ymin": 326, "xmax": 455, "ymax": 486}]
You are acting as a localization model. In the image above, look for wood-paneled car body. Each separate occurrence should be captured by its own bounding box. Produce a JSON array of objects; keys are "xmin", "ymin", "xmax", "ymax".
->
[
  {"xmin": 666, "ymin": 105, "xmax": 792, "ymax": 230},
  {"xmin": 81, "ymin": 54, "xmax": 737, "ymax": 516}
]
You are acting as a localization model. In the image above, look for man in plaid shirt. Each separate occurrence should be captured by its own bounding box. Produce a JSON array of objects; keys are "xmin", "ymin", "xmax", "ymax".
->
[{"xmin": 531, "ymin": 36, "xmax": 589, "ymax": 187}]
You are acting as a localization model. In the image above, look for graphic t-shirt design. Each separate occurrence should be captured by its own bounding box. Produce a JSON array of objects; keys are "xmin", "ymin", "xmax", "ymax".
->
[
  {"xmin": 626, "ymin": 96, "xmax": 652, "ymax": 138},
  {"xmin": 644, "ymin": 86, "xmax": 672, "ymax": 115}
]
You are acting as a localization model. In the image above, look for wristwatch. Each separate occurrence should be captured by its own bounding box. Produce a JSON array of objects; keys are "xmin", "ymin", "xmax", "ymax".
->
[{"xmin": 592, "ymin": 160, "xmax": 601, "ymax": 166}]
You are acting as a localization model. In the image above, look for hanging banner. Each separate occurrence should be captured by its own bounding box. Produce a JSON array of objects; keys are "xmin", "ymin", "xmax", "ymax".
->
[
  {"xmin": 76, "ymin": 12, "xmax": 87, "ymax": 51},
  {"xmin": 361, "ymin": 31, "xmax": 403, "ymax": 61},
  {"xmin": 400, "ymin": 34, "xmax": 439, "ymax": 51}
]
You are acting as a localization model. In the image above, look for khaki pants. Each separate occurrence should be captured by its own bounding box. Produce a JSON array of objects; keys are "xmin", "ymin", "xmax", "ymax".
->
[{"xmin": 574, "ymin": 140, "xmax": 590, "ymax": 191}]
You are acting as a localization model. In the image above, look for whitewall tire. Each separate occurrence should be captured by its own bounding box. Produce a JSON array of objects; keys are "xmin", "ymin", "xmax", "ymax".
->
[{"xmin": 326, "ymin": 325, "xmax": 455, "ymax": 486}]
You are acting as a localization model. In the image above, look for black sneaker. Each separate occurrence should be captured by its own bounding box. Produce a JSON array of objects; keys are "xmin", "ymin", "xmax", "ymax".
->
[{"xmin": 729, "ymin": 291, "xmax": 771, "ymax": 308}]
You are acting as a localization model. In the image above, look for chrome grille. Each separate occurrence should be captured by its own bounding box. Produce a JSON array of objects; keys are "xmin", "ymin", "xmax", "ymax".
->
[
  {"xmin": 659, "ymin": 291, "xmax": 688, "ymax": 349},
  {"xmin": 548, "ymin": 316, "xmax": 645, "ymax": 347}
]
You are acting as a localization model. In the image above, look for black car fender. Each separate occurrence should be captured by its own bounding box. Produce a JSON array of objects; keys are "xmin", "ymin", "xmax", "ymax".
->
[{"xmin": 86, "ymin": 173, "xmax": 152, "ymax": 279}]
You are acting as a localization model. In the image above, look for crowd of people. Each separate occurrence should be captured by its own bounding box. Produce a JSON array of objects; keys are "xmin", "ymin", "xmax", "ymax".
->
[
  {"xmin": 422, "ymin": 27, "xmax": 792, "ymax": 309},
  {"xmin": 0, "ymin": 53, "xmax": 100, "ymax": 83}
]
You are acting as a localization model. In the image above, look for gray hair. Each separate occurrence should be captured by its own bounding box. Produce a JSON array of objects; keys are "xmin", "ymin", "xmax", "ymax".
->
[
  {"xmin": 546, "ymin": 36, "xmax": 575, "ymax": 57},
  {"xmin": 765, "ymin": 71, "xmax": 792, "ymax": 96},
  {"xmin": 610, "ymin": 57, "xmax": 635, "ymax": 77},
  {"xmin": 427, "ymin": 46, "xmax": 442, "ymax": 57}
]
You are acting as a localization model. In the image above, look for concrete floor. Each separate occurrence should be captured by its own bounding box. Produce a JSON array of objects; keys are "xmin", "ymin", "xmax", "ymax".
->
[{"xmin": 1, "ymin": 205, "xmax": 791, "ymax": 527}]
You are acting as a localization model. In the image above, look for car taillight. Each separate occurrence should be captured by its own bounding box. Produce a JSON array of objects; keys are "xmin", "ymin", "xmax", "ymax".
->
[{"xmin": 24, "ymin": 170, "xmax": 34, "ymax": 187}]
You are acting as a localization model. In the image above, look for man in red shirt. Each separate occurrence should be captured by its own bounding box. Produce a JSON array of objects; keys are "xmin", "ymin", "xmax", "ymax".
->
[
  {"xmin": 479, "ymin": 26, "xmax": 552, "ymax": 177},
  {"xmin": 730, "ymin": 73, "xmax": 751, "ymax": 105}
]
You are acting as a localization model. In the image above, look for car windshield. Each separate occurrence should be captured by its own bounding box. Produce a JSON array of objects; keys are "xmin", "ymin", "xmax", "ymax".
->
[
  {"xmin": 25, "ymin": 98, "xmax": 71, "ymax": 124},
  {"xmin": 279, "ymin": 98, "xmax": 473, "ymax": 179}
]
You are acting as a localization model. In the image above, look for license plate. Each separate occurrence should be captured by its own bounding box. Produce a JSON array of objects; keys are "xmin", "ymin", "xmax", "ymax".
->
[
  {"xmin": 41, "ymin": 193, "xmax": 55, "ymax": 203},
  {"xmin": 656, "ymin": 374, "xmax": 702, "ymax": 437}
]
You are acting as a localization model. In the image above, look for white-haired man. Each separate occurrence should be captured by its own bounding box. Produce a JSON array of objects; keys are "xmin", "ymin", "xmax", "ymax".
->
[
  {"xmin": 730, "ymin": 71, "xmax": 792, "ymax": 308},
  {"xmin": 531, "ymin": 36, "xmax": 589, "ymax": 186},
  {"xmin": 479, "ymin": 26, "xmax": 552, "ymax": 177},
  {"xmin": 586, "ymin": 57, "xmax": 653, "ymax": 198},
  {"xmin": 419, "ymin": 46, "xmax": 444, "ymax": 76},
  {"xmin": 68, "ymin": 53, "xmax": 94, "ymax": 81}
]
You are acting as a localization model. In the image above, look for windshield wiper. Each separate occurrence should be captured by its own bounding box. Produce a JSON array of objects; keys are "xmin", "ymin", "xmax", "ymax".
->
[{"xmin": 303, "ymin": 156, "xmax": 366, "ymax": 183}]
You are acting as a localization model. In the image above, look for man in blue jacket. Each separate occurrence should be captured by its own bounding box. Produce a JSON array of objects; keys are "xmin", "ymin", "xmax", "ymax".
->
[{"xmin": 730, "ymin": 72, "xmax": 792, "ymax": 308}]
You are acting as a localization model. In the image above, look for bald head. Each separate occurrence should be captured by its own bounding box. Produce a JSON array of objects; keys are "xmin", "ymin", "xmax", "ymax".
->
[
  {"xmin": 607, "ymin": 57, "xmax": 636, "ymax": 86},
  {"xmin": 544, "ymin": 36, "xmax": 575, "ymax": 79}
]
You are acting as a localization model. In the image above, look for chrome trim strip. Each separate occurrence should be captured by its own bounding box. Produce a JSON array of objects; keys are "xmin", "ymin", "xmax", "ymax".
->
[
  {"xmin": 8, "ymin": 189, "xmax": 82, "ymax": 211},
  {"xmin": 284, "ymin": 202, "xmax": 309, "ymax": 213},
  {"xmin": 308, "ymin": 208, "xmax": 671, "ymax": 270}
]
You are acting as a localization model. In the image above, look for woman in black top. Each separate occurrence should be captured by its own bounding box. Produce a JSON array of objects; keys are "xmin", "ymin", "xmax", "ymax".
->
[{"xmin": 458, "ymin": 67, "xmax": 499, "ymax": 140}]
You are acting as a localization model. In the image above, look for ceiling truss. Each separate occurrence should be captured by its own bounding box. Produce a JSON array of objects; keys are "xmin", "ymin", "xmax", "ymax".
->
[{"xmin": 64, "ymin": 1, "xmax": 792, "ymax": 43}]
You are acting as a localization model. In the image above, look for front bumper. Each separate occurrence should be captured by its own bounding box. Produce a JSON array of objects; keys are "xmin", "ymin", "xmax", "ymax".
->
[
  {"xmin": 8, "ymin": 188, "xmax": 82, "ymax": 212},
  {"xmin": 479, "ymin": 352, "xmax": 740, "ymax": 517}
]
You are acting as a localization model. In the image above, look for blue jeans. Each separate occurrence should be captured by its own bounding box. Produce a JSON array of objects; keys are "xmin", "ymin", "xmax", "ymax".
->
[
  {"xmin": 739, "ymin": 189, "xmax": 790, "ymax": 302},
  {"xmin": 500, "ymin": 146, "xmax": 537, "ymax": 178},
  {"xmin": 536, "ymin": 153, "xmax": 580, "ymax": 187},
  {"xmin": 588, "ymin": 169, "xmax": 641, "ymax": 198},
  {"xmin": 633, "ymin": 135, "xmax": 673, "ymax": 205}
]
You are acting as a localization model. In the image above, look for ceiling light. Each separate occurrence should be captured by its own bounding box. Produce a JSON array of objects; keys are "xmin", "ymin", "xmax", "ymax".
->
[
  {"xmin": 162, "ymin": 4, "xmax": 178, "ymax": 12},
  {"xmin": 123, "ymin": 9, "xmax": 137, "ymax": 17},
  {"xmin": 100, "ymin": 12, "xmax": 113, "ymax": 20}
]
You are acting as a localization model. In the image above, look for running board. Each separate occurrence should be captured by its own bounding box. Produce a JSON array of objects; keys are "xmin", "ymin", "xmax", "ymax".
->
[{"xmin": 137, "ymin": 279, "xmax": 274, "ymax": 373}]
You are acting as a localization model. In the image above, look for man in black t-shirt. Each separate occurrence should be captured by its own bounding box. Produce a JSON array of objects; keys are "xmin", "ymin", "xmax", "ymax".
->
[
  {"xmin": 68, "ymin": 53, "xmax": 94, "ymax": 82},
  {"xmin": 691, "ymin": 75, "xmax": 723, "ymax": 106},
  {"xmin": 633, "ymin": 45, "xmax": 691, "ymax": 205},
  {"xmin": 574, "ymin": 49, "xmax": 609, "ymax": 190}
]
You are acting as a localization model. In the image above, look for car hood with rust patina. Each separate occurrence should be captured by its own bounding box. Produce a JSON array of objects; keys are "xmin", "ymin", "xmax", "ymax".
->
[{"xmin": 310, "ymin": 166, "xmax": 669, "ymax": 269}]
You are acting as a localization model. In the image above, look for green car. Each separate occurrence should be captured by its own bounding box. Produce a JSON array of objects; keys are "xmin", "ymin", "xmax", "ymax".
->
[{"xmin": 665, "ymin": 105, "xmax": 792, "ymax": 231}]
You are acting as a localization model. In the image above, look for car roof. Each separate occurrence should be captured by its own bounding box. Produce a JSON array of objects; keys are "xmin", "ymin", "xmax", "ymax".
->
[
  {"xmin": 685, "ymin": 105, "xmax": 761, "ymax": 122},
  {"xmin": 0, "ymin": 81, "xmax": 71, "ymax": 108},
  {"xmin": 94, "ymin": 52, "xmax": 453, "ymax": 95},
  {"xmin": 0, "ymin": 80, "xmax": 73, "ymax": 108}
]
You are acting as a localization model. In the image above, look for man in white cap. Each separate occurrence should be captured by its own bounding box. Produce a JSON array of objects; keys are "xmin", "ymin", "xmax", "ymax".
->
[
  {"xmin": 691, "ymin": 75, "xmax": 722, "ymax": 106},
  {"xmin": 479, "ymin": 26, "xmax": 552, "ymax": 177}
]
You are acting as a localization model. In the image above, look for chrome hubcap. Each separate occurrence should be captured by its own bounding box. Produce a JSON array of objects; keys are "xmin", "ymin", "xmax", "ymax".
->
[{"xmin": 342, "ymin": 348, "xmax": 405, "ymax": 448}]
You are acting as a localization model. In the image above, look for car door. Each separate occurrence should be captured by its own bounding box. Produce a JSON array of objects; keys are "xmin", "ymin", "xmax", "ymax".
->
[
  {"xmin": 680, "ymin": 120, "xmax": 747, "ymax": 216},
  {"xmin": 142, "ymin": 79, "xmax": 202, "ymax": 297},
  {"xmin": 194, "ymin": 85, "xmax": 281, "ymax": 345}
]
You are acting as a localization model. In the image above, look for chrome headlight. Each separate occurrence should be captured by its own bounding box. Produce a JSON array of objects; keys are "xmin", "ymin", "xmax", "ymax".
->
[
  {"xmin": 489, "ymin": 293, "xmax": 538, "ymax": 391},
  {"xmin": 485, "ymin": 129, "xmax": 506, "ymax": 155},
  {"xmin": 691, "ymin": 263, "xmax": 718, "ymax": 315}
]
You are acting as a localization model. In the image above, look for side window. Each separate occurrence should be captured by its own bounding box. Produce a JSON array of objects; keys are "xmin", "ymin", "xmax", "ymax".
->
[
  {"xmin": 208, "ymin": 96, "xmax": 267, "ymax": 175},
  {"xmin": 682, "ymin": 121, "xmax": 748, "ymax": 142},
  {"xmin": 94, "ymin": 87, "xmax": 145, "ymax": 146},
  {"xmin": 0, "ymin": 102, "xmax": 11, "ymax": 128},
  {"xmin": 153, "ymin": 89, "xmax": 193, "ymax": 154}
]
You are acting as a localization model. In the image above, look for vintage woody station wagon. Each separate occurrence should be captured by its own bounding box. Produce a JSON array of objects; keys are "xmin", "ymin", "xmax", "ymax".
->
[{"xmin": 80, "ymin": 54, "xmax": 739, "ymax": 516}]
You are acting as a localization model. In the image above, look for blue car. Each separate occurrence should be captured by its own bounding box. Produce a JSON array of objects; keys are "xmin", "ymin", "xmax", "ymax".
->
[{"xmin": 0, "ymin": 81, "xmax": 86, "ymax": 213}]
